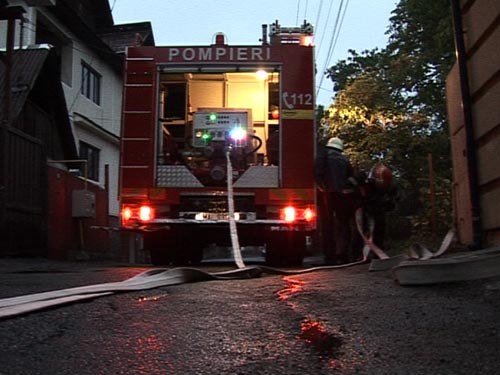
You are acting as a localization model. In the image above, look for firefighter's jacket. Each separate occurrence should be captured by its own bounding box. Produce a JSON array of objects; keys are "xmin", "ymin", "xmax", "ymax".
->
[{"xmin": 315, "ymin": 146, "xmax": 354, "ymax": 193}]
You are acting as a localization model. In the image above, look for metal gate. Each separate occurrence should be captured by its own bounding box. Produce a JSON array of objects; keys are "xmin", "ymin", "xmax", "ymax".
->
[{"xmin": 0, "ymin": 126, "xmax": 47, "ymax": 256}]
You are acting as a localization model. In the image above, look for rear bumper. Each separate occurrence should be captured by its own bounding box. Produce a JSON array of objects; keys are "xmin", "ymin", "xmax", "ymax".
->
[{"xmin": 122, "ymin": 218, "xmax": 315, "ymax": 232}]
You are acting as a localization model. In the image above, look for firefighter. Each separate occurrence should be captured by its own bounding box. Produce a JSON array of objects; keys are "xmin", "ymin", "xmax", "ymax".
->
[
  {"xmin": 362, "ymin": 162, "xmax": 398, "ymax": 250},
  {"xmin": 315, "ymin": 137, "xmax": 360, "ymax": 264}
]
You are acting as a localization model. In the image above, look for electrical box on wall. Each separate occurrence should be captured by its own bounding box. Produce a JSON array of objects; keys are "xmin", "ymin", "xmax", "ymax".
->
[{"xmin": 72, "ymin": 190, "xmax": 96, "ymax": 218}]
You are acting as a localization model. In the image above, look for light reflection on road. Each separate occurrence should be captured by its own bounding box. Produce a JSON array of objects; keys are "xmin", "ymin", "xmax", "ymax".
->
[{"xmin": 277, "ymin": 274, "xmax": 347, "ymax": 370}]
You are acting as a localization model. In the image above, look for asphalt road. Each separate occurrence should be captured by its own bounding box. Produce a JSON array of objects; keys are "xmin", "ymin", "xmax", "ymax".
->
[{"xmin": 0, "ymin": 257, "xmax": 499, "ymax": 374}]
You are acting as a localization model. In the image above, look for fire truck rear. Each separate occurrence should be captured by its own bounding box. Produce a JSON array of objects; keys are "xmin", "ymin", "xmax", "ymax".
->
[{"xmin": 120, "ymin": 21, "xmax": 317, "ymax": 265}]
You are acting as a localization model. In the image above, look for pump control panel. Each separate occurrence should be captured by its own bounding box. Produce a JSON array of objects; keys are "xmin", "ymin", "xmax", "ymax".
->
[{"xmin": 192, "ymin": 109, "xmax": 252, "ymax": 147}]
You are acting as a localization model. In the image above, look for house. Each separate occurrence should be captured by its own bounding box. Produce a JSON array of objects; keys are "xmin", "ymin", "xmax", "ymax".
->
[
  {"xmin": 0, "ymin": 0, "xmax": 154, "ymax": 259},
  {"xmin": 0, "ymin": 44, "xmax": 78, "ymax": 255},
  {"xmin": 446, "ymin": 0, "xmax": 500, "ymax": 248}
]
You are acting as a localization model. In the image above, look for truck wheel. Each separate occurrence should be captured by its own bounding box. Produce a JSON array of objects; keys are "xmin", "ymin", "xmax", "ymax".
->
[{"xmin": 265, "ymin": 231, "xmax": 305, "ymax": 267}]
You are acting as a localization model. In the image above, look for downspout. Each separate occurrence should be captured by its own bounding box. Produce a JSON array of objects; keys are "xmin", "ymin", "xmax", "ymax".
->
[{"xmin": 449, "ymin": 0, "xmax": 482, "ymax": 249}]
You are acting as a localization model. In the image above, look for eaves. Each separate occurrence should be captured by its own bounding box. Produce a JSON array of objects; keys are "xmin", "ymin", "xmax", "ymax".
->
[
  {"xmin": 44, "ymin": 2, "xmax": 123, "ymax": 74},
  {"xmin": 73, "ymin": 112, "xmax": 120, "ymax": 146}
]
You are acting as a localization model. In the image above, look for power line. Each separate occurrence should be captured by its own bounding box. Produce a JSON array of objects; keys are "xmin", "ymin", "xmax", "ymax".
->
[
  {"xmin": 296, "ymin": 0, "xmax": 301, "ymax": 25},
  {"xmin": 330, "ymin": 1, "xmax": 349, "ymax": 63},
  {"xmin": 296, "ymin": 0, "xmax": 309, "ymax": 25},
  {"xmin": 324, "ymin": 0, "xmax": 349, "ymax": 68},
  {"xmin": 313, "ymin": 0, "xmax": 324, "ymax": 44},
  {"xmin": 316, "ymin": 0, "xmax": 350, "ymax": 99},
  {"xmin": 316, "ymin": 0, "xmax": 335, "ymax": 60}
]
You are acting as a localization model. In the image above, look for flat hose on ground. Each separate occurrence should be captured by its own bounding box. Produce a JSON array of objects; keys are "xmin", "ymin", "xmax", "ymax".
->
[
  {"xmin": 2, "ymin": 227, "xmax": 487, "ymax": 320},
  {"xmin": 1, "ymin": 164, "xmax": 478, "ymax": 319},
  {"xmin": 0, "ymin": 262, "xmax": 366, "ymax": 320},
  {"xmin": 0, "ymin": 150, "xmax": 366, "ymax": 320}
]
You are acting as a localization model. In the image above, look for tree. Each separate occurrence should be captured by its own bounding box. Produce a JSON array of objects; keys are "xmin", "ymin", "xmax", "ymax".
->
[
  {"xmin": 320, "ymin": 0, "xmax": 455, "ymax": 248},
  {"xmin": 386, "ymin": 0, "xmax": 455, "ymax": 124}
]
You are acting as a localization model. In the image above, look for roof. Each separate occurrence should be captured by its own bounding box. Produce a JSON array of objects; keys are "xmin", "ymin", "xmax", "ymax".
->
[
  {"xmin": 0, "ymin": 45, "xmax": 50, "ymax": 121},
  {"xmin": 99, "ymin": 22, "xmax": 156, "ymax": 54},
  {"xmin": 0, "ymin": 45, "xmax": 78, "ymax": 158},
  {"xmin": 56, "ymin": 0, "xmax": 114, "ymax": 32}
]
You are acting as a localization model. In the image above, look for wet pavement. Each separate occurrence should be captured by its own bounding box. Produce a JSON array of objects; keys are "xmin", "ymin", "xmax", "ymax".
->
[{"xmin": 0, "ymin": 256, "xmax": 500, "ymax": 374}]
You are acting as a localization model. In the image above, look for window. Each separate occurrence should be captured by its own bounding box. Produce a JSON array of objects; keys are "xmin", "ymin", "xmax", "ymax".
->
[
  {"xmin": 81, "ymin": 62, "xmax": 101, "ymax": 105},
  {"xmin": 79, "ymin": 141, "xmax": 100, "ymax": 181},
  {"xmin": 162, "ymin": 82, "xmax": 186, "ymax": 121},
  {"xmin": 268, "ymin": 82, "xmax": 280, "ymax": 120}
]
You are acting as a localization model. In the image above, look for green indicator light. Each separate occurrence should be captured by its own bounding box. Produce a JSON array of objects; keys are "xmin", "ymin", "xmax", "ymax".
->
[{"xmin": 208, "ymin": 112, "xmax": 217, "ymax": 122}]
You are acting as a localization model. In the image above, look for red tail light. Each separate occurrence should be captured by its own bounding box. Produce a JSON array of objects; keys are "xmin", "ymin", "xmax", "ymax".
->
[
  {"xmin": 121, "ymin": 205, "xmax": 155, "ymax": 223},
  {"xmin": 280, "ymin": 206, "xmax": 315, "ymax": 223},
  {"xmin": 282, "ymin": 206, "xmax": 297, "ymax": 223},
  {"xmin": 304, "ymin": 207, "xmax": 315, "ymax": 222},
  {"xmin": 139, "ymin": 205, "xmax": 154, "ymax": 222},
  {"xmin": 121, "ymin": 206, "xmax": 132, "ymax": 222}
]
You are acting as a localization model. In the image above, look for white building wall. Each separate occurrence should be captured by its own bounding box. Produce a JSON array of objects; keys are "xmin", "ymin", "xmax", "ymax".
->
[
  {"xmin": 0, "ymin": 1, "xmax": 123, "ymax": 217},
  {"xmin": 74, "ymin": 123, "xmax": 121, "ymax": 214},
  {"xmin": 64, "ymin": 37, "xmax": 122, "ymax": 216},
  {"xmin": 0, "ymin": 1, "xmax": 40, "ymax": 46}
]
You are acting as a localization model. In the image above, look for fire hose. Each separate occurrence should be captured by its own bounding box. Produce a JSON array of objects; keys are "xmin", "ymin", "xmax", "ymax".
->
[
  {"xmin": 2, "ymin": 160, "xmax": 498, "ymax": 319},
  {"xmin": 0, "ymin": 261, "xmax": 368, "ymax": 320},
  {"xmin": 226, "ymin": 147, "xmax": 245, "ymax": 269},
  {"xmin": 2, "ymin": 220, "xmax": 498, "ymax": 320},
  {"xmin": 0, "ymin": 151, "xmax": 363, "ymax": 320}
]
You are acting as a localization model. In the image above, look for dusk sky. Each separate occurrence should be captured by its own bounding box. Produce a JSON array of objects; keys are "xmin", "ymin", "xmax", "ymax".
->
[{"xmin": 111, "ymin": 0, "xmax": 397, "ymax": 107}]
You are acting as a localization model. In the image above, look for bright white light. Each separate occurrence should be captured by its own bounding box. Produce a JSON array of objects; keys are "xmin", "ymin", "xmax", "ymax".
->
[
  {"xmin": 300, "ymin": 35, "xmax": 314, "ymax": 46},
  {"xmin": 256, "ymin": 69, "xmax": 268, "ymax": 80},
  {"xmin": 283, "ymin": 206, "xmax": 296, "ymax": 223},
  {"xmin": 139, "ymin": 206, "xmax": 153, "ymax": 221},
  {"xmin": 230, "ymin": 126, "xmax": 246, "ymax": 141}
]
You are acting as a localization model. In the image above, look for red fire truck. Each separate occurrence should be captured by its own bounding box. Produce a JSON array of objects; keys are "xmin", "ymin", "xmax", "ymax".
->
[{"xmin": 119, "ymin": 21, "xmax": 317, "ymax": 265}]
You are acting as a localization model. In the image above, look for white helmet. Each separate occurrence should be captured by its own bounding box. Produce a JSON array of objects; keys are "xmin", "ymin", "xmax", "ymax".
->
[{"xmin": 326, "ymin": 137, "xmax": 343, "ymax": 151}]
